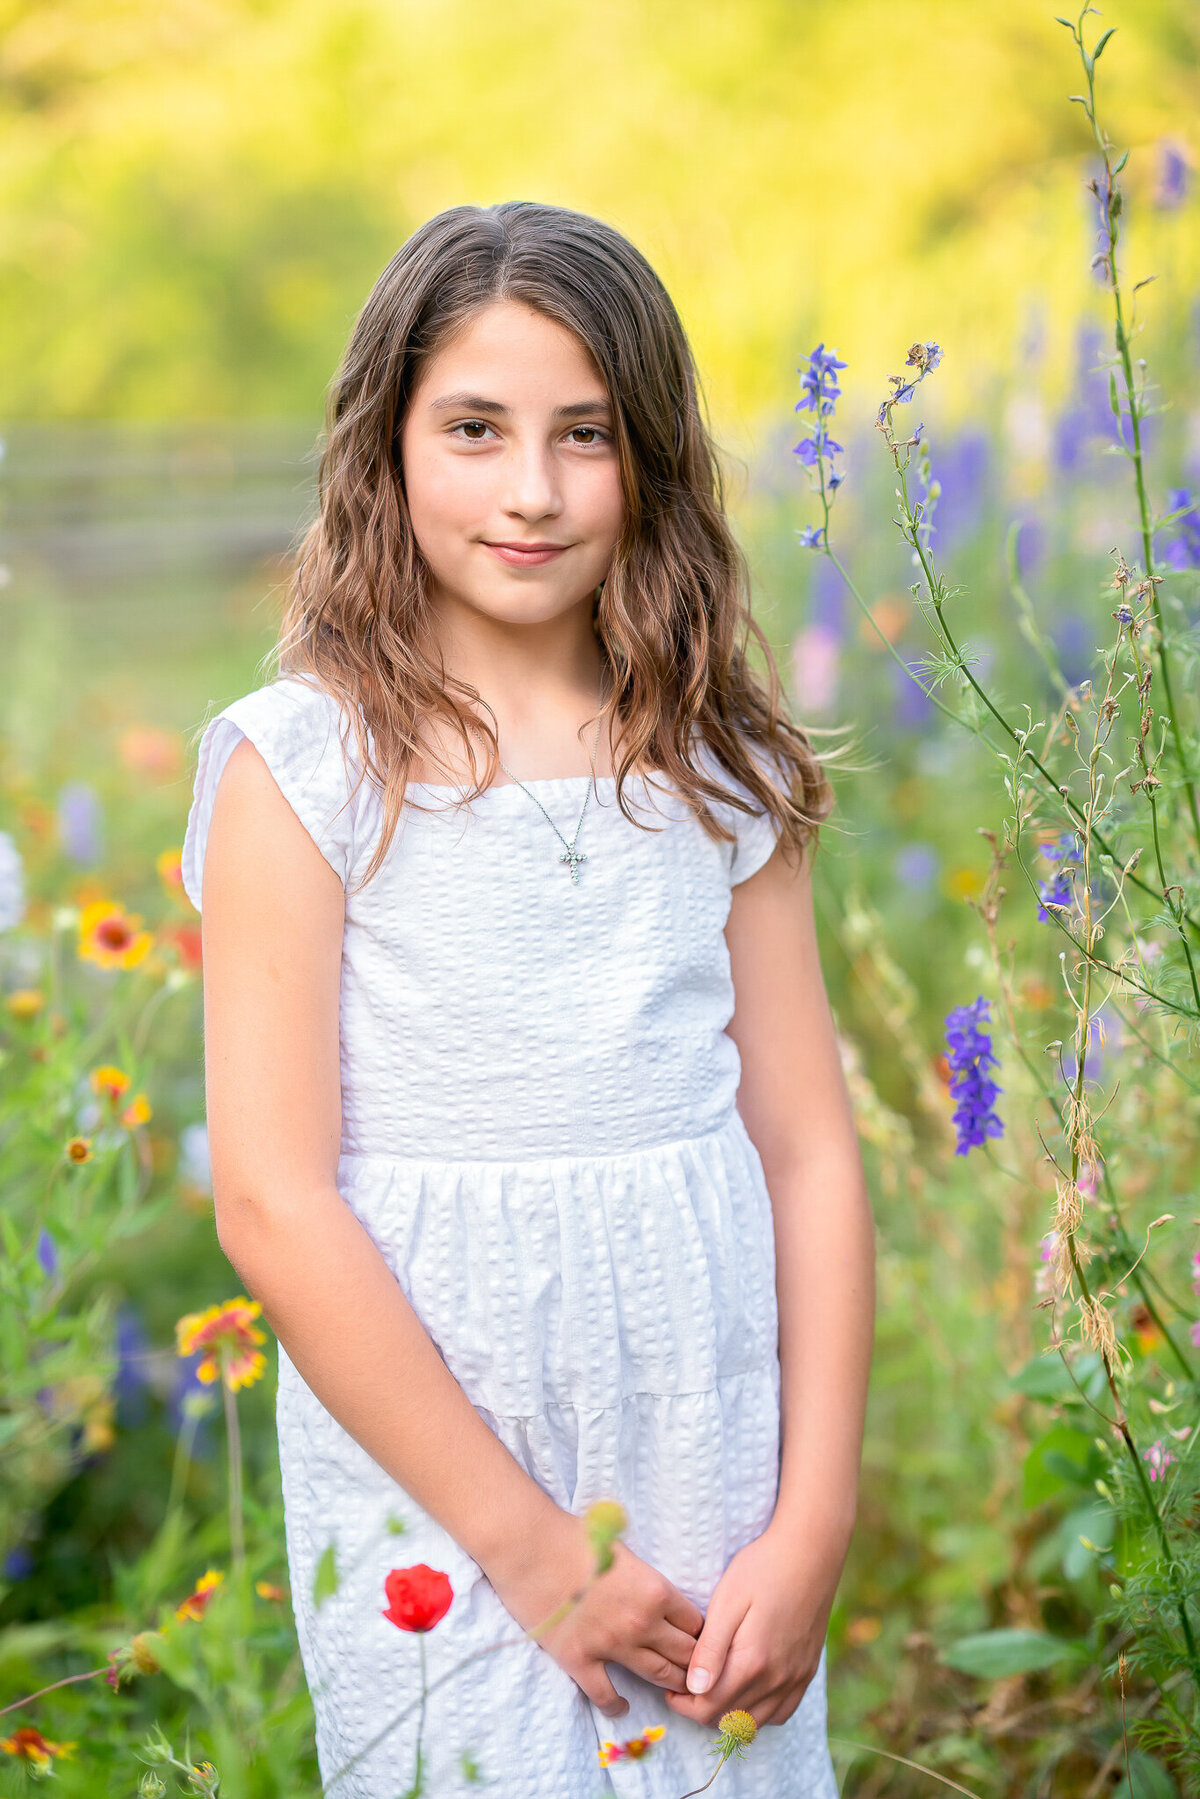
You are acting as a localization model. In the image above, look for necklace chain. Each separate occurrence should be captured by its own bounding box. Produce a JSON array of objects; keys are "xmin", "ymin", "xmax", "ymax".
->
[{"xmin": 497, "ymin": 708, "xmax": 605, "ymax": 885}]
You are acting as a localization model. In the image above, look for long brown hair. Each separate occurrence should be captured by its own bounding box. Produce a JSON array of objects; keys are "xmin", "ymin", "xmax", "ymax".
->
[{"xmin": 275, "ymin": 201, "xmax": 833, "ymax": 891}]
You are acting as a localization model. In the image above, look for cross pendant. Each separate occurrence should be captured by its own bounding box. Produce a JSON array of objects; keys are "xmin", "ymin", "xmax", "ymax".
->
[{"xmin": 559, "ymin": 844, "xmax": 588, "ymax": 883}]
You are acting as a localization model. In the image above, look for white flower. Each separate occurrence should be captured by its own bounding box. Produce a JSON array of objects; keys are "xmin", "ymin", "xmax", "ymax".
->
[
  {"xmin": 179, "ymin": 1121, "xmax": 212, "ymax": 1193},
  {"xmin": 0, "ymin": 832, "xmax": 25, "ymax": 931}
]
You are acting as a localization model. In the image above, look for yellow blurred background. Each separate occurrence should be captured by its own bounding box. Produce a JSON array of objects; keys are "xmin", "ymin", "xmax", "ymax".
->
[{"xmin": 3, "ymin": 0, "xmax": 1198, "ymax": 438}]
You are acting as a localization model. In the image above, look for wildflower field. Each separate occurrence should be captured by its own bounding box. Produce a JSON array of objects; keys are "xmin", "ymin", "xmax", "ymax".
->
[{"xmin": 2, "ymin": 6, "xmax": 1199, "ymax": 1795}]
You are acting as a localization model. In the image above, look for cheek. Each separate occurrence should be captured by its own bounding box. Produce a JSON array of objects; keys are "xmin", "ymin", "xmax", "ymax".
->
[
  {"xmin": 578, "ymin": 462, "xmax": 626, "ymax": 547},
  {"xmin": 403, "ymin": 442, "xmax": 489, "ymax": 544}
]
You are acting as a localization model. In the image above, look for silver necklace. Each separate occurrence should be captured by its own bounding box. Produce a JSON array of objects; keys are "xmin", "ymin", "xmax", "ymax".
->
[{"xmin": 497, "ymin": 709, "xmax": 605, "ymax": 885}]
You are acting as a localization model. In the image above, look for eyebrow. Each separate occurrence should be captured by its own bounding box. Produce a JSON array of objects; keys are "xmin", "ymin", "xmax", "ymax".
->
[{"xmin": 428, "ymin": 392, "xmax": 612, "ymax": 420}]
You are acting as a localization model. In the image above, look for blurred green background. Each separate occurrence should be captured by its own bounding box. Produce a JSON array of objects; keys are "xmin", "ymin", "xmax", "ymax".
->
[{"xmin": 3, "ymin": 2, "xmax": 1200, "ymax": 1793}]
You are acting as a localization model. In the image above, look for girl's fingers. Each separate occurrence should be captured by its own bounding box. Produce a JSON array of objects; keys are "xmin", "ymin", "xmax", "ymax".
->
[
  {"xmin": 664, "ymin": 1590, "xmax": 706, "ymax": 1637},
  {"xmin": 646, "ymin": 1617, "xmax": 706, "ymax": 1674},
  {"xmin": 628, "ymin": 1647, "xmax": 689, "ymax": 1692},
  {"xmin": 575, "ymin": 1660, "xmax": 630, "ymax": 1720}
]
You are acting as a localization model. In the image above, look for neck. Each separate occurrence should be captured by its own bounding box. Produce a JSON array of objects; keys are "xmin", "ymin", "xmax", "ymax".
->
[{"xmin": 421, "ymin": 587, "xmax": 611, "ymax": 781}]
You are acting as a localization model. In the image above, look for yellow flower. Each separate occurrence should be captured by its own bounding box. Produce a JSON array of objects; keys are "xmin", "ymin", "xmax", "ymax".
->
[
  {"xmin": 90, "ymin": 1063, "xmax": 131, "ymax": 1103},
  {"xmin": 65, "ymin": 1136, "xmax": 94, "ymax": 1163},
  {"xmin": 718, "ymin": 1709, "xmax": 758, "ymax": 1754},
  {"xmin": 175, "ymin": 1296, "xmax": 268, "ymax": 1391},
  {"xmin": 121, "ymin": 1093, "xmax": 153, "ymax": 1128},
  {"xmin": 1, "ymin": 1725, "xmax": 77, "ymax": 1766},
  {"xmin": 78, "ymin": 900, "xmax": 154, "ymax": 971},
  {"xmin": 175, "ymin": 1569, "xmax": 224, "ymax": 1622},
  {"xmin": 5, "ymin": 988, "xmax": 44, "ymax": 1020},
  {"xmin": 256, "ymin": 1580, "xmax": 287, "ymax": 1601},
  {"xmin": 584, "ymin": 1498, "xmax": 628, "ymax": 1571},
  {"xmin": 157, "ymin": 847, "xmax": 185, "ymax": 892}
]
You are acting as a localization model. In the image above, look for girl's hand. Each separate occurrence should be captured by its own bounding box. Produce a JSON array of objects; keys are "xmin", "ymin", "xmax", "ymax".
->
[
  {"xmin": 663, "ymin": 1523, "xmax": 846, "ymax": 1729},
  {"xmin": 484, "ymin": 1509, "xmax": 705, "ymax": 1720}
]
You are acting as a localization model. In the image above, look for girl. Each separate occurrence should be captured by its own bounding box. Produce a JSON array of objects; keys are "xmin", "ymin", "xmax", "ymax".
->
[{"xmin": 181, "ymin": 202, "xmax": 874, "ymax": 1797}]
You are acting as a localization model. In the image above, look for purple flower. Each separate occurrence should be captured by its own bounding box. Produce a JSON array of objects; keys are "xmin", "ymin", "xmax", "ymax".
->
[
  {"xmin": 56, "ymin": 782, "xmax": 104, "ymax": 866},
  {"xmin": 2, "ymin": 1544, "xmax": 34, "ymax": 1582},
  {"xmin": 1037, "ymin": 831, "xmax": 1081, "ymax": 920},
  {"xmin": 1162, "ymin": 488, "xmax": 1200, "ymax": 571},
  {"xmin": 892, "ymin": 381, "xmax": 917, "ymax": 404},
  {"xmin": 114, "ymin": 1304, "xmax": 153, "ymax": 1425},
  {"xmin": 944, "ymin": 996, "xmax": 1003, "ymax": 1156},
  {"xmin": 894, "ymin": 843, "xmax": 939, "ymax": 890},
  {"xmin": 1154, "ymin": 139, "xmax": 1190, "ymax": 210},
  {"xmin": 36, "ymin": 1228, "xmax": 58, "ymax": 1278},
  {"xmin": 797, "ymin": 525, "xmax": 825, "ymax": 549},
  {"xmin": 796, "ymin": 343, "xmax": 848, "ymax": 415},
  {"xmin": 794, "ymin": 344, "xmax": 848, "ymax": 516}
]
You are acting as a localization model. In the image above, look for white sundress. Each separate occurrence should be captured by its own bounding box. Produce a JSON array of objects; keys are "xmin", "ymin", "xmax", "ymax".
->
[{"xmin": 180, "ymin": 674, "xmax": 840, "ymax": 1799}]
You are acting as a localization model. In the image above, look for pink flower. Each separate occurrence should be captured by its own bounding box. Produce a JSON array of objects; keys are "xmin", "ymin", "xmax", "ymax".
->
[
  {"xmin": 1191, "ymin": 1249, "xmax": 1200, "ymax": 1296},
  {"xmin": 791, "ymin": 624, "xmax": 840, "ymax": 715},
  {"xmin": 1143, "ymin": 1439, "xmax": 1176, "ymax": 1482},
  {"xmin": 1190, "ymin": 1319, "xmax": 1200, "ymax": 1349}
]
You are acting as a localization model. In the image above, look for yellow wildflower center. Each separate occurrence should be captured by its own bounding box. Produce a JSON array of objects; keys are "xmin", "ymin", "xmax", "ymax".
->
[
  {"xmin": 719, "ymin": 1708, "xmax": 758, "ymax": 1747},
  {"xmin": 77, "ymin": 900, "xmax": 154, "ymax": 971},
  {"xmin": 65, "ymin": 1136, "xmax": 93, "ymax": 1163}
]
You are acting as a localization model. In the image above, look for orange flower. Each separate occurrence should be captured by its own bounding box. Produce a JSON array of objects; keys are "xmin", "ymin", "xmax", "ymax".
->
[
  {"xmin": 598, "ymin": 1724, "xmax": 665, "ymax": 1767},
  {"xmin": 256, "ymin": 1581, "xmax": 287, "ymax": 1602},
  {"xmin": 1, "ymin": 1725, "xmax": 77, "ymax": 1766},
  {"xmin": 163, "ymin": 921, "xmax": 203, "ymax": 966},
  {"xmin": 175, "ymin": 1297, "xmax": 267, "ymax": 1391},
  {"xmin": 90, "ymin": 1064, "xmax": 131, "ymax": 1104},
  {"xmin": 119, "ymin": 726, "xmax": 182, "ymax": 778},
  {"xmin": 157, "ymin": 847, "xmax": 185, "ymax": 892},
  {"xmin": 175, "ymin": 1569, "xmax": 224, "ymax": 1622},
  {"xmin": 121, "ymin": 1093, "xmax": 153, "ymax": 1128},
  {"xmin": 78, "ymin": 900, "xmax": 153, "ymax": 971},
  {"xmin": 65, "ymin": 1136, "xmax": 93, "ymax": 1163},
  {"xmin": 1131, "ymin": 1303, "xmax": 1165, "ymax": 1355}
]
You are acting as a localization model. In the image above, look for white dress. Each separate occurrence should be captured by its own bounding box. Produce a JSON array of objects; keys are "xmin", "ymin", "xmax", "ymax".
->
[{"xmin": 181, "ymin": 674, "xmax": 840, "ymax": 1799}]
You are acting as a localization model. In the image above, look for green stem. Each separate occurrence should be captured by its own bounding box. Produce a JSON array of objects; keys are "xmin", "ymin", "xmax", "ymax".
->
[{"xmin": 1072, "ymin": 10, "xmax": 1200, "ymax": 854}]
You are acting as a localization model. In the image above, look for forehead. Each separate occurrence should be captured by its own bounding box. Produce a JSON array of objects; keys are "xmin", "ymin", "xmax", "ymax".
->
[{"xmin": 413, "ymin": 300, "xmax": 608, "ymax": 403}]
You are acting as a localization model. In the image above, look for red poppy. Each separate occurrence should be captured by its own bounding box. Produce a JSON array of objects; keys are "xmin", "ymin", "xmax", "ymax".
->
[{"xmin": 381, "ymin": 1564, "xmax": 453, "ymax": 1633}]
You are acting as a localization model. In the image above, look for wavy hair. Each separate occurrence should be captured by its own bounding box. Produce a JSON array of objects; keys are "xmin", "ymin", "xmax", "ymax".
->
[{"xmin": 274, "ymin": 200, "xmax": 834, "ymax": 891}]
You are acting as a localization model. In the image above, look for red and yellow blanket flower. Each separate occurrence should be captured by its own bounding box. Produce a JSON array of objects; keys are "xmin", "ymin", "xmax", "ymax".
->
[
  {"xmin": 90, "ymin": 1064, "xmax": 131, "ymax": 1103},
  {"xmin": 77, "ymin": 899, "xmax": 153, "ymax": 971},
  {"xmin": 157, "ymin": 846, "xmax": 185, "ymax": 893},
  {"xmin": 175, "ymin": 1297, "xmax": 267, "ymax": 1391},
  {"xmin": 175, "ymin": 1570, "xmax": 224, "ymax": 1622},
  {"xmin": 64, "ymin": 1136, "xmax": 93, "ymax": 1163},
  {"xmin": 598, "ymin": 1723, "xmax": 665, "ymax": 1767},
  {"xmin": 1, "ymin": 1725, "xmax": 77, "ymax": 1767}
]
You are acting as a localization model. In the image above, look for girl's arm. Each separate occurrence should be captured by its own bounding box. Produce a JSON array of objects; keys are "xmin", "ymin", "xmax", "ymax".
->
[
  {"xmin": 666, "ymin": 837, "xmax": 876, "ymax": 1727},
  {"xmin": 201, "ymin": 737, "xmax": 703, "ymax": 1718}
]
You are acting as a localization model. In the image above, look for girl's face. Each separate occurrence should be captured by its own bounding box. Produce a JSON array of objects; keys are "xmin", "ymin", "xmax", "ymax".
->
[{"xmin": 400, "ymin": 300, "xmax": 626, "ymax": 631}]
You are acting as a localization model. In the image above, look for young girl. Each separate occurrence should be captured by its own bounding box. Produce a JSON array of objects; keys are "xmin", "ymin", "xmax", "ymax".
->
[{"xmin": 181, "ymin": 201, "xmax": 874, "ymax": 1797}]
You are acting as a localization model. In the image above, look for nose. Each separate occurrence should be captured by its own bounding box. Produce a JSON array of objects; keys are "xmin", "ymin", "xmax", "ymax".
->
[{"xmin": 500, "ymin": 434, "xmax": 563, "ymax": 524}]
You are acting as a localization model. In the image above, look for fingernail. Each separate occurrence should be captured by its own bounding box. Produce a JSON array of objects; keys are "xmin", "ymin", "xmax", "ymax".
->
[{"xmin": 687, "ymin": 1667, "xmax": 711, "ymax": 1694}]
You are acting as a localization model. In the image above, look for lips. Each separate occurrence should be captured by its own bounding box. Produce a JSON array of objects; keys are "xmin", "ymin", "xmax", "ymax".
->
[{"xmin": 482, "ymin": 541, "xmax": 569, "ymax": 567}]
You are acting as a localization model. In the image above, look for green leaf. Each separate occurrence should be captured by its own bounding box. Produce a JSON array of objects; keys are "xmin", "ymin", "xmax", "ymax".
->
[
  {"xmin": 1091, "ymin": 26, "xmax": 1117, "ymax": 61},
  {"xmin": 385, "ymin": 1513, "xmax": 408, "ymax": 1535},
  {"xmin": 1112, "ymin": 1751, "xmax": 1180, "ymax": 1799},
  {"xmin": 1009, "ymin": 1354, "xmax": 1073, "ymax": 1402},
  {"xmin": 1112, "ymin": 150, "xmax": 1129, "ymax": 175},
  {"xmin": 312, "ymin": 1544, "xmax": 339, "ymax": 1609},
  {"xmin": 1024, "ymin": 1424, "xmax": 1094, "ymax": 1506},
  {"xmin": 940, "ymin": 1628, "xmax": 1076, "ymax": 1678},
  {"xmin": 1109, "ymin": 372, "xmax": 1121, "ymax": 419}
]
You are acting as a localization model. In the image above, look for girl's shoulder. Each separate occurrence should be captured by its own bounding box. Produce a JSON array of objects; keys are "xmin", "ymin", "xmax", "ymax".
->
[
  {"xmin": 688, "ymin": 733, "xmax": 789, "ymax": 887},
  {"xmin": 180, "ymin": 674, "xmax": 365, "ymax": 913}
]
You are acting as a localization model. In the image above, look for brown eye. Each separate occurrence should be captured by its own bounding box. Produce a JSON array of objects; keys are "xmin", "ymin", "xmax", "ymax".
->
[{"xmin": 459, "ymin": 420, "xmax": 489, "ymax": 440}]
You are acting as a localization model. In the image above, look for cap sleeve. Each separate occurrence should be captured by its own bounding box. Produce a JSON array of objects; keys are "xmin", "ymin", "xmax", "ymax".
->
[
  {"xmin": 692, "ymin": 737, "xmax": 786, "ymax": 886},
  {"xmin": 180, "ymin": 676, "xmax": 360, "ymax": 913}
]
